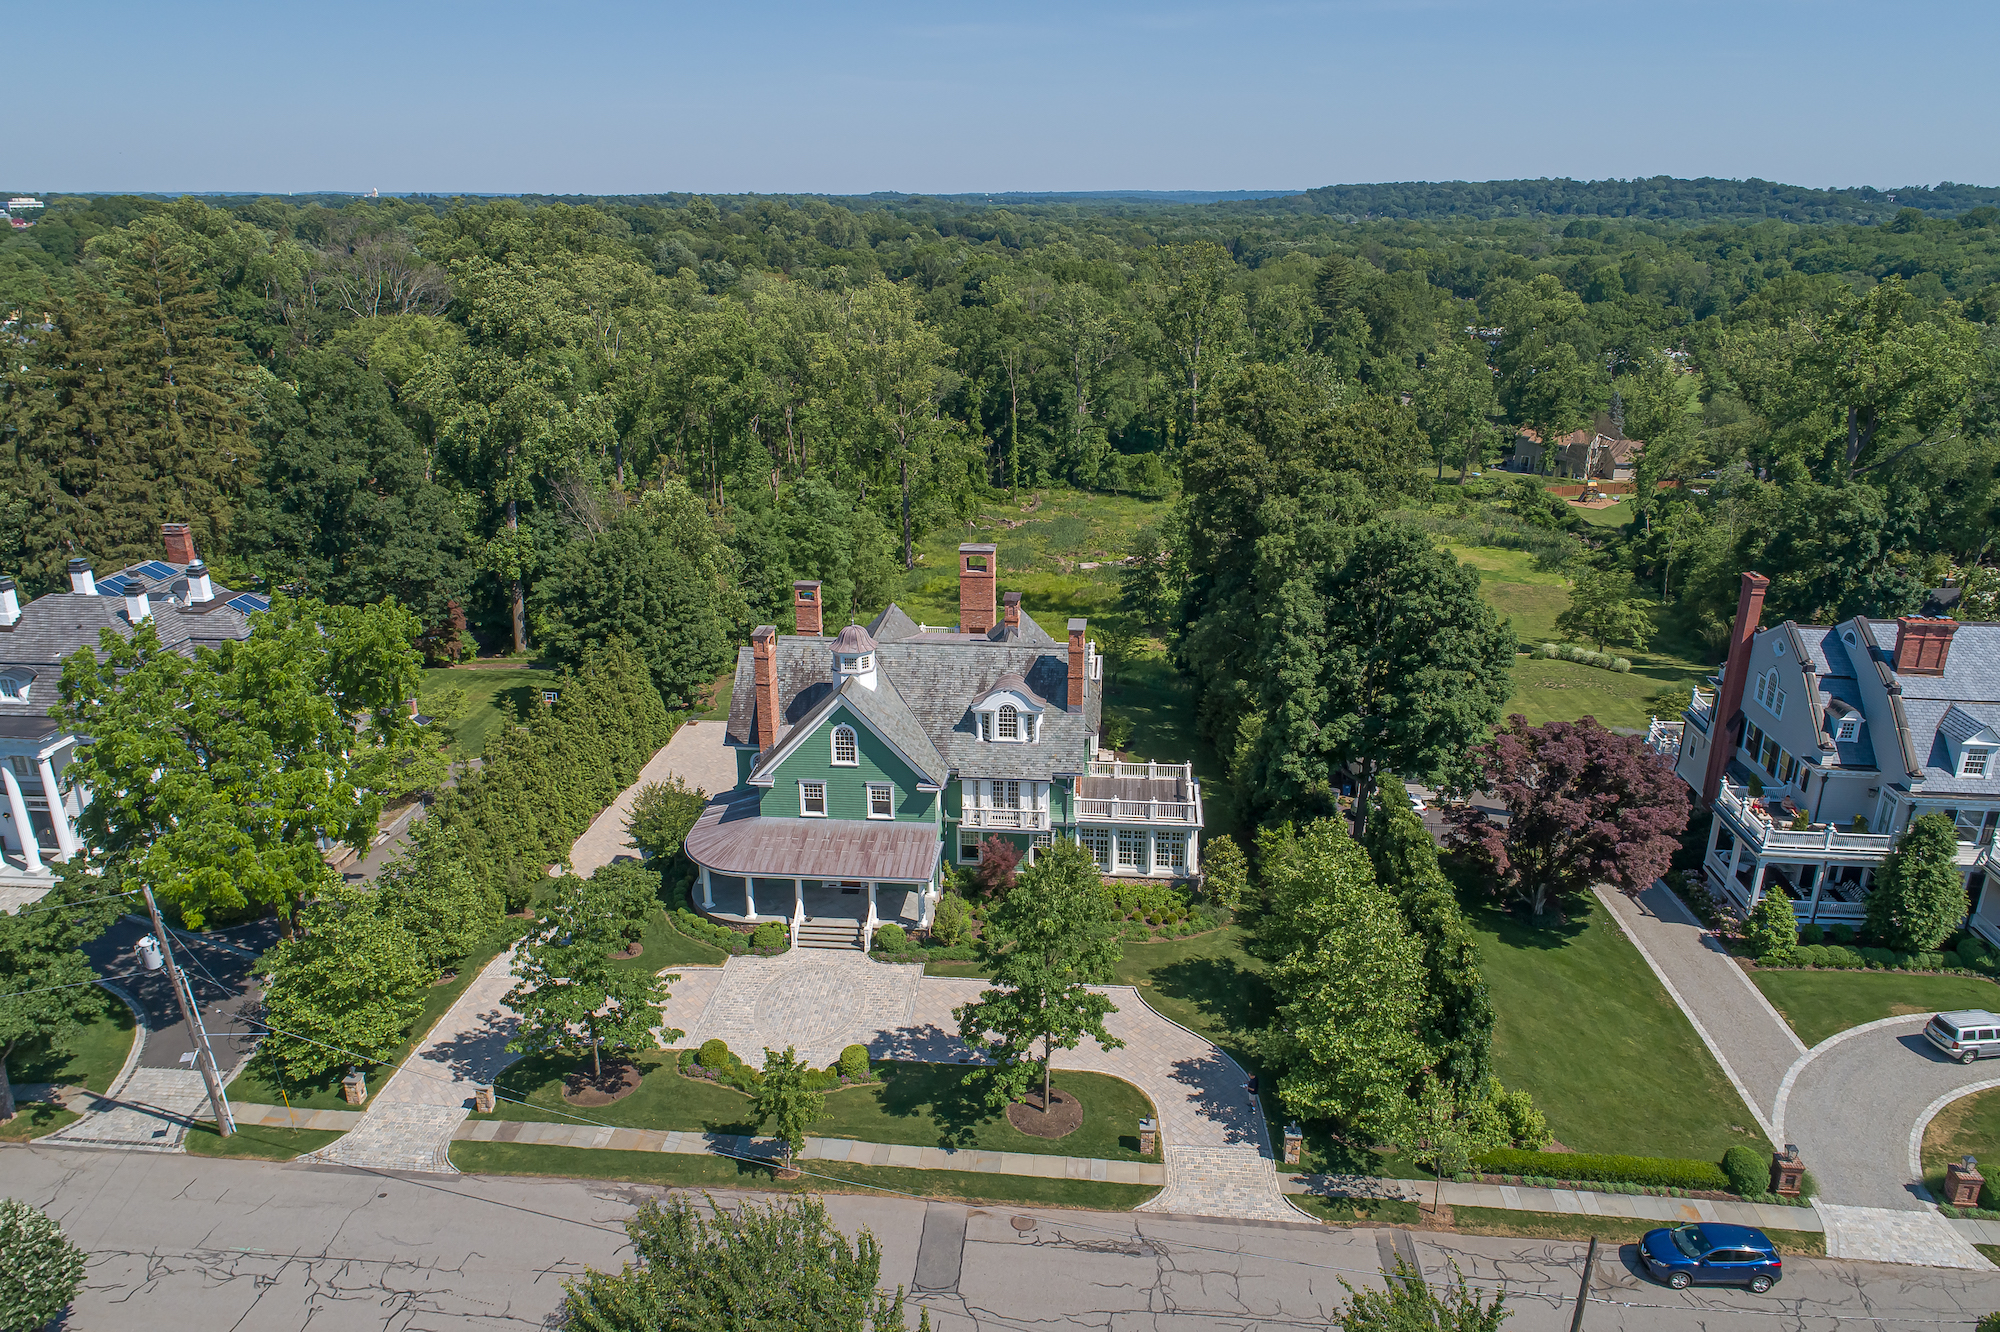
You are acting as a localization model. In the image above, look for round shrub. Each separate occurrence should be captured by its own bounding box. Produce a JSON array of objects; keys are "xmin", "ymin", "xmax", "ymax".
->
[
  {"xmin": 749, "ymin": 920, "xmax": 789, "ymax": 951},
  {"xmin": 1798, "ymin": 923, "xmax": 1825, "ymax": 946},
  {"xmin": 1829, "ymin": 924, "xmax": 1856, "ymax": 945},
  {"xmin": 1916, "ymin": 951, "xmax": 1947, "ymax": 971},
  {"xmin": 699, "ymin": 1038, "xmax": 732, "ymax": 1071},
  {"xmin": 0, "ymin": 1198, "xmax": 86, "ymax": 1332},
  {"xmin": 838, "ymin": 1044, "xmax": 870, "ymax": 1081},
  {"xmin": 1794, "ymin": 944, "xmax": 1825, "ymax": 968},
  {"xmin": 873, "ymin": 922, "xmax": 907, "ymax": 951},
  {"xmin": 1829, "ymin": 945, "xmax": 1865, "ymax": 968},
  {"xmin": 930, "ymin": 894, "xmax": 970, "ymax": 947},
  {"xmin": 1611, "ymin": 657, "xmax": 1632, "ymax": 673},
  {"xmin": 1958, "ymin": 938, "xmax": 1993, "ymax": 968},
  {"xmin": 1722, "ymin": 1145, "xmax": 1767, "ymax": 1196}
]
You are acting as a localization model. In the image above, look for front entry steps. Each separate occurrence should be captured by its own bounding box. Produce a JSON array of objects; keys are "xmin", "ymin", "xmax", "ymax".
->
[{"xmin": 796, "ymin": 917, "xmax": 865, "ymax": 951}]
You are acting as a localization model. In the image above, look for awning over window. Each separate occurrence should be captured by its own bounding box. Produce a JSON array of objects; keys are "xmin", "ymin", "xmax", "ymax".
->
[{"xmin": 685, "ymin": 791, "xmax": 941, "ymax": 882}]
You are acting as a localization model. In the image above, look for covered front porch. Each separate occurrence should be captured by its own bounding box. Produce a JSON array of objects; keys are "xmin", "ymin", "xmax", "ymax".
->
[{"xmin": 684, "ymin": 791, "xmax": 943, "ymax": 950}]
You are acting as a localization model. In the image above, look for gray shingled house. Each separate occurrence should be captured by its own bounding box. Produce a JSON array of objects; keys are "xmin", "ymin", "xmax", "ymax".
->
[
  {"xmin": 685, "ymin": 545, "xmax": 1204, "ymax": 949},
  {"xmin": 0, "ymin": 524, "xmax": 265, "ymax": 902}
]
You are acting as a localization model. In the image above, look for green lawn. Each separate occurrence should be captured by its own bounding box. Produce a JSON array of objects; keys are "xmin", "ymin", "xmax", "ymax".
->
[
  {"xmin": 1922, "ymin": 1086, "xmax": 2000, "ymax": 1208},
  {"xmin": 451, "ymin": 1140, "xmax": 1162, "ymax": 1210},
  {"xmin": 420, "ymin": 666, "xmax": 557, "ymax": 757},
  {"xmin": 481, "ymin": 1053, "xmax": 1160, "ymax": 1162},
  {"xmin": 1572, "ymin": 500, "xmax": 1635, "ymax": 529},
  {"xmin": 229, "ymin": 931, "xmax": 521, "ymax": 1111},
  {"xmin": 0, "ymin": 1103, "xmax": 79, "ymax": 1142},
  {"xmin": 1752, "ymin": 969, "xmax": 2000, "ymax": 1048},
  {"xmin": 1445, "ymin": 1206, "xmax": 1824, "ymax": 1256},
  {"xmin": 621, "ymin": 907, "xmax": 730, "ymax": 972},
  {"xmin": 7, "ymin": 985, "xmax": 137, "ymax": 1094},
  {"xmin": 1470, "ymin": 896, "xmax": 1769, "ymax": 1159},
  {"xmin": 183, "ymin": 1122, "xmax": 348, "ymax": 1161}
]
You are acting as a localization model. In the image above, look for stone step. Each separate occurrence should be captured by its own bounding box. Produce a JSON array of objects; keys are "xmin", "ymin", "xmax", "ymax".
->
[{"xmin": 797, "ymin": 919, "xmax": 865, "ymax": 950}]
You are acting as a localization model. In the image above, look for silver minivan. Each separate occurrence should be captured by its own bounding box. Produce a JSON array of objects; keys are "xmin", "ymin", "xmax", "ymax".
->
[{"xmin": 1926, "ymin": 1011, "xmax": 2000, "ymax": 1063}]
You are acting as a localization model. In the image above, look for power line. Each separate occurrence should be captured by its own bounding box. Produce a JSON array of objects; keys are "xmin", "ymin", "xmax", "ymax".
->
[{"xmin": 4, "ymin": 888, "xmax": 139, "ymax": 918}]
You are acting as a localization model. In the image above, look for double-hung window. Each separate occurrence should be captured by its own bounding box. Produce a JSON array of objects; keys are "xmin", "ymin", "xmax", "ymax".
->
[
  {"xmin": 800, "ymin": 781, "xmax": 827, "ymax": 817},
  {"xmin": 866, "ymin": 782, "xmax": 895, "ymax": 818},
  {"xmin": 831, "ymin": 725, "xmax": 858, "ymax": 766},
  {"xmin": 960, "ymin": 832, "xmax": 983, "ymax": 863}
]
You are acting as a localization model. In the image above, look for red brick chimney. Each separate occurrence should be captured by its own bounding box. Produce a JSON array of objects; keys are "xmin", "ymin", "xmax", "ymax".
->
[
  {"xmin": 162, "ymin": 522, "xmax": 196, "ymax": 565},
  {"xmin": 1003, "ymin": 591, "xmax": 1021, "ymax": 636},
  {"xmin": 1068, "ymin": 618, "xmax": 1087, "ymax": 712},
  {"xmin": 1701, "ymin": 571, "xmax": 1769, "ymax": 806},
  {"xmin": 793, "ymin": 581, "xmax": 823, "ymax": 636},
  {"xmin": 1894, "ymin": 617, "xmax": 1957, "ymax": 676},
  {"xmin": 751, "ymin": 625, "xmax": 779, "ymax": 751},
  {"xmin": 959, "ymin": 544, "xmax": 996, "ymax": 634}
]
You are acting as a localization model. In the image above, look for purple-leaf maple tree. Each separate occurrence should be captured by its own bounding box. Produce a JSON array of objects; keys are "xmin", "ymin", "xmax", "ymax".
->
[{"xmin": 1447, "ymin": 715, "xmax": 1690, "ymax": 917}]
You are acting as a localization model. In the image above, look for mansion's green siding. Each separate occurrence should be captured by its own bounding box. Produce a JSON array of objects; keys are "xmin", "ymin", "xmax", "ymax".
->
[{"xmin": 758, "ymin": 705, "xmax": 935, "ymax": 822}]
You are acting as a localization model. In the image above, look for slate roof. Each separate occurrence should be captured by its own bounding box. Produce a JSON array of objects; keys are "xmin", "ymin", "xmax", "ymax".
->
[
  {"xmin": 727, "ymin": 601, "xmax": 1099, "ymax": 781},
  {"xmin": 748, "ymin": 674, "xmax": 948, "ymax": 788},
  {"xmin": 0, "ymin": 592, "xmax": 254, "ymax": 720},
  {"xmin": 685, "ymin": 789, "xmax": 941, "ymax": 881}
]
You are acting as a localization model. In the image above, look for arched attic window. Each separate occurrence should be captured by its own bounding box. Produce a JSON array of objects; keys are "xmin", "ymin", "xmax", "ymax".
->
[
  {"xmin": 832, "ymin": 724, "xmax": 858, "ymax": 766},
  {"xmin": 997, "ymin": 704, "xmax": 1019, "ymax": 739}
]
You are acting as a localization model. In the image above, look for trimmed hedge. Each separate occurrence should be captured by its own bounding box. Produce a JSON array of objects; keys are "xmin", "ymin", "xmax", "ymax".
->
[{"xmin": 1475, "ymin": 1148, "xmax": 1729, "ymax": 1192}]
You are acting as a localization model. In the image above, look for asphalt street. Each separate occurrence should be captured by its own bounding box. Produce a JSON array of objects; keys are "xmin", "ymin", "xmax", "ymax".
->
[
  {"xmin": 7, "ymin": 1146, "xmax": 1999, "ymax": 1331},
  {"xmin": 80, "ymin": 914, "xmax": 276, "ymax": 1077}
]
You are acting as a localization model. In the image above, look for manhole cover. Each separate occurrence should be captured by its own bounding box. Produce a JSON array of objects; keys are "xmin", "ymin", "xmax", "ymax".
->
[{"xmin": 1010, "ymin": 1216, "xmax": 1037, "ymax": 1233}]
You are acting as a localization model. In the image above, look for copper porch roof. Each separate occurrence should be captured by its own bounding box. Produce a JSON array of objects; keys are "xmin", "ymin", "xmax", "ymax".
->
[{"xmin": 684, "ymin": 792, "xmax": 941, "ymax": 882}]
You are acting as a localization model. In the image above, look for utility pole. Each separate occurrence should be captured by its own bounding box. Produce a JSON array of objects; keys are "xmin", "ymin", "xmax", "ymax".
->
[
  {"xmin": 140, "ymin": 885, "xmax": 234, "ymax": 1136},
  {"xmin": 1568, "ymin": 1235, "xmax": 1599, "ymax": 1332}
]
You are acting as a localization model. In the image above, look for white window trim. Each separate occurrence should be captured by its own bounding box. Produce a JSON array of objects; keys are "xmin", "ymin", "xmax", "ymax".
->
[
  {"xmin": 831, "ymin": 724, "xmax": 858, "ymax": 767},
  {"xmin": 799, "ymin": 780, "xmax": 828, "ymax": 817},
  {"xmin": 997, "ymin": 704, "xmax": 1019, "ymax": 740},
  {"xmin": 866, "ymin": 781, "xmax": 895, "ymax": 818},
  {"xmin": 1835, "ymin": 716, "xmax": 1860, "ymax": 742},
  {"xmin": 1966, "ymin": 749, "xmax": 1990, "ymax": 779},
  {"xmin": 959, "ymin": 833, "xmax": 983, "ymax": 863}
]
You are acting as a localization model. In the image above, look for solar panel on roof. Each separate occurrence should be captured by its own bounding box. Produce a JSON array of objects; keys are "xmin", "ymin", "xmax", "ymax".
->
[
  {"xmin": 226, "ymin": 593, "xmax": 271, "ymax": 614},
  {"xmin": 96, "ymin": 572, "xmax": 137, "ymax": 595},
  {"xmin": 134, "ymin": 561, "xmax": 178, "ymax": 579}
]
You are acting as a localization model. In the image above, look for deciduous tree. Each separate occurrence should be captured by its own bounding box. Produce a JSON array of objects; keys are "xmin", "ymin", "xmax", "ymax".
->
[
  {"xmin": 1554, "ymin": 568, "xmax": 1654, "ymax": 652},
  {"xmin": 1447, "ymin": 716, "xmax": 1691, "ymax": 918},
  {"xmin": 258, "ymin": 886, "xmax": 432, "ymax": 1086},
  {"xmin": 0, "ymin": 1198, "xmax": 89, "ymax": 1332},
  {"xmin": 506, "ymin": 875, "xmax": 677, "ymax": 1080},
  {"xmin": 953, "ymin": 840, "xmax": 1123, "ymax": 1114},
  {"xmin": 0, "ymin": 870, "xmax": 126, "ymax": 1121},
  {"xmin": 626, "ymin": 776, "xmax": 707, "ymax": 863},
  {"xmin": 751, "ymin": 1045, "xmax": 827, "ymax": 1173}
]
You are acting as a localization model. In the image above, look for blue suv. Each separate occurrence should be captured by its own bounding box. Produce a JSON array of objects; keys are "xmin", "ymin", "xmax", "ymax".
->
[{"xmin": 1640, "ymin": 1223, "xmax": 1782, "ymax": 1292}]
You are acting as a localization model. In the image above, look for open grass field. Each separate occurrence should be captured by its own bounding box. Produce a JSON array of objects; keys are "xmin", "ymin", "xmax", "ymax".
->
[
  {"xmin": 420, "ymin": 665, "xmax": 557, "ymax": 757},
  {"xmin": 623, "ymin": 907, "xmax": 731, "ymax": 971},
  {"xmin": 7, "ymin": 985, "xmax": 137, "ymax": 1094},
  {"xmin": 183, "ymin": 1122, "xmax": 349, "ymax": 1161},
  {"xmin": 228, "ymin": 930, "xmax": 522, "ymax": 1112},
  {"xmin": 1752, "ymin": 969, "xmax": 2000, "ymax": 1048},
  {"xmin": 1921, "ymin": 1086, "xmax": 2000, "ymax": 1208},
  {"xmin": 1469, "ymin": 896, "xmax": 1768, "ymax": 1159},
  {"xmin": 450, "ymin": 1139, "xmax": 1162, "ymax": 1210},
  {"xmin": 481, "ymin": 1052, "xmax": 1160, "ymax": 1163},
  {"xmin": 1446, "ymin": 543, "xmax": 1711, "ymax": 731}
]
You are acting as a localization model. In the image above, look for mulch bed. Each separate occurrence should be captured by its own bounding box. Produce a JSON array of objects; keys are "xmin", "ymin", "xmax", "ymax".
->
[
  {"xmin": 606, "ymin": 940, "xmax": 644, "ymax": 960},
  {"xmin": 562, "ymin": 1060, "xmax": 642, "ymax": 1107},
  {"xmin": 432, "ymin": 971, "xmax": 459, "ymax": 986},
  {"xmin": 1006, "ymin": 1089, "xmax": 1083, "ymax": 1139}
]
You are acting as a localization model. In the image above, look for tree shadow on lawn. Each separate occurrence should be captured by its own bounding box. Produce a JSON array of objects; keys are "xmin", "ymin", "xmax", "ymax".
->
[
  {"xmin": 1147, "ymin": 955, "xmax": 1274, "ymax": 1058},
  {"xmin": 871, "ymin": 1062, "xmax": 1002, "ymax": 1149},
  {"xmin": 1463, "ymin": 896, "xmax": 1591, "ymax": 950}
]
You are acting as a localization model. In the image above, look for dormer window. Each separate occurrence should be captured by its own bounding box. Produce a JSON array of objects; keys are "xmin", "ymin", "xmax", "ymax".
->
[
  {"xmin": 1754, "ymin": 669, "xmax": 1785, "ymax": 719},
  {"xmin": 1835, "ymin": 716, "xmax": 1860, "ymax": 743},
  {"xmin": 0, "ymin": 673, "xmax": 28, "ymax": 703},
  {"xmin": 832, "ymin": 724, "xmax": 858, "ymax": 766},
  {"xmin": 998, "ymin": 705, "xmax": 1019, "ymax": 740},
  {"xmin": 1966, "ymin": 749, "xmax": 1990, "ymax": 778}
]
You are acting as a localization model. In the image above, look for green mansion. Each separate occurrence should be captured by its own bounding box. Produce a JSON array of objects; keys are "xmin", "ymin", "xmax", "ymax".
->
[{"xmin": 686, "ymin": 545, "xmax": 1205, "ymax": 949}]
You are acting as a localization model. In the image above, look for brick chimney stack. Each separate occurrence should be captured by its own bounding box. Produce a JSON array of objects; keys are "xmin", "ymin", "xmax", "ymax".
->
[
  {"xmin": 959, "ymin": 544, "xmax": 996, "ymax": 634},
  {"xmin": 1068, "ymin": 618, "xmax": 1087, "ymax": 712},
  {"xmin": 793, "ymin": 580, "xmax": 823, "ymax": 636},
  {"xmin": 1894, "ymin": 617, "xmax": 1957, "ymax": 676},
  {"xmin": 751, "ymin": 626, "xmax": 779, "ymax": 751},
  {"xmin": 162, "ymin": 522, "xmax": 197, "ymax": 565},
  {"xmin": 1701, "ymin": 570, "xmax": 1769, "ymax": 807},
  {"xmin": 1003, "ymin": 590, "xmax": 1021, "ymax": 636}
]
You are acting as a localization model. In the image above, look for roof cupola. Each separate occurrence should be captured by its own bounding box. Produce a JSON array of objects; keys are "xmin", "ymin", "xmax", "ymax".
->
[{"xmin": 832, "ymin": 623, "xmax": 879, "ymax": 691}]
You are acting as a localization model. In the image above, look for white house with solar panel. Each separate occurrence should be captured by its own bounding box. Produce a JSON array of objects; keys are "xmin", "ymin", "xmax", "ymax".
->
[{"xmin": 0, "ymin": 523, "xmax": 265, "ymax": 904}]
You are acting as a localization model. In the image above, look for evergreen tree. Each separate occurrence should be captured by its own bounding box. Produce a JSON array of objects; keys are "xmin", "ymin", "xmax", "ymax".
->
[{"xmin": 1867, "ymin": 813, "xmax": 1967, "ymax": 952}]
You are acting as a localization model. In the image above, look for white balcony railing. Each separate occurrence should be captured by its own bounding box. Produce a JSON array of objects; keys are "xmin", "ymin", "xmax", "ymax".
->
[
  {"xmin": 1086, "ymin": 760, "xmax": 1192, "ymax": 781},
  {"xmin": 1075, "ymin": 798, "xmax": 1199, "ymax": 823},
  {"xmin": 1714, "ymin": 780, "xmax": 1894, "ymax": 857},
  {"xmin": 962, "ymin": 807, "xmax": 1049, "ymax": 830},
  {"xmin": 1687, "ymin": 687, "xmax": 1714, "ymax": 732},
  {"xmin": 1646, "ymin": 717, "xmax": 1684, "ymax": 759}
]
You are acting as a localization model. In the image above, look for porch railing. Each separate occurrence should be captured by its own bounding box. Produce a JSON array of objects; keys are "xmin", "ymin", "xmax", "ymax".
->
[
  {"xmin": 1714, "ymin": 780, "xmax": 1895, "ymax": 856},
  {"xmin": 962, "ymin": 807, "xmax": 1049, "ymax": 830},
  {"xmin": 1075, "ymin": 798, "xmax": 1200, "ymax": 823},
  {"xmin": 1687, "ymin": 687, "xmax": 1714, "ymax": 732},
  {"xmin": 1645, "ymin": 717, "xmax": 1683, "ymax": 760},
  {"xmin": 1086, "ymin": 759, "xmax": 1192, "ymax": 781}
]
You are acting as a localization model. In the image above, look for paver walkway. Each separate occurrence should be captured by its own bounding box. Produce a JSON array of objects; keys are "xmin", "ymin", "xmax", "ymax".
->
[
  {"xmin": 1600, "ymin": 880, "xmax": 1999, "ymax": 1270},
  {"xmin": 300, "ymin": 947, "xmax": 523, "ymax": 1174},
  {"xmin": 569, "ymin": 720, "xmax": 737, "ymax": 877},
  {"xmin": 44, "ymin": 1067, "xmax": 213, "ymax": 1152},
  {"xmin": 673, "ymin": 950, "xmax": 1300, "ymax": 1222}
]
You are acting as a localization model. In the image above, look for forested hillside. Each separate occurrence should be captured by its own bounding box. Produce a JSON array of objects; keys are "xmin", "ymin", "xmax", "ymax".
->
[{"xmin": 3, "ymin": 182, "xmax": 1998, "ymax": 819}]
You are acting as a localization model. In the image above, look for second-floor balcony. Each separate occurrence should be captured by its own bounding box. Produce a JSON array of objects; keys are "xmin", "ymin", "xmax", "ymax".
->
[
  {"xmin": 1713, "ymin": 779, "xmax": 1896, "ymax": 858},
  {"xmin": 1687, "ymin": 686, "xmax": 1714, "ymax": 733},
  {"xmin": 962, "ymin": 806, "xmax": 1049, "ymax": 830},
  {"xmin": 1646, "ymin": 717, "xmax": 1683, "ymax": 760},
  {"xmin": 1077, "ymin": 761, "xmax": 1203, "ymax": 826}
]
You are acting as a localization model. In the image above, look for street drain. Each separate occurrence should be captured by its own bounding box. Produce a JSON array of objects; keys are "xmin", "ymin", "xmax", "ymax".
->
[{"xmin": 1010, "ymin": 1216, "xmax": 1037, "ymax": 1233}]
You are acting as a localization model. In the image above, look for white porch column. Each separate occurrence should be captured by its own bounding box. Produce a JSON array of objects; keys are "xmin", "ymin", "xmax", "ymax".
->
[
  {"xmin": 1748, "ymin": 861, "xmax": 1768, "ymax": 908},
  {"xmin": 701, "ymin": 864, "xmax": 715, "ymax": 910},
  {"xmin": 36, "ymin": 757, "xmax": 78, "ymax": 860},
  {"xmin": 791, "ymin": 880, "xmax": 804, "ymax": 948},
  {"xmin": 1704, "ymin": 813, "xmax": 1724, "ymax": 864},
  {"xmin": 865, "ymin": 883, "xmax": 879, "ymax": 940},
  {"xmin": 1146, "ymin": 829, "xmax": 1158, "ymax": 876},
  {"xmin": 1725, "ymin": 834, "xmax": 1743, "ymax": 891},
  {"xmin": 1806, "ymin": 863, "xmax": 1825, "ymax": 924},
  {"xmin": 744, "ymin": 876, "xmax": 757, "ymax": 919},
  {"xmin": 0, "ymin": 764, "xmax": 43, "ymax": 873},
  {"xmin": 1187, "ymin": 828, "xmax": 1200, "ymax": 876}
]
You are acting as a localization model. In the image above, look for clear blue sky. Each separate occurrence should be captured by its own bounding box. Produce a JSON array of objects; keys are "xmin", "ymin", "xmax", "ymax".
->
[{"xmin": 11, "ymin": 1, "xmax": 1994, "ymax": 195}]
